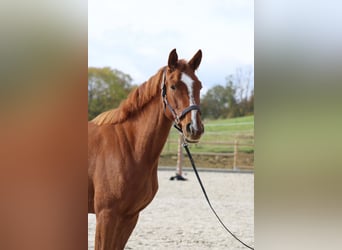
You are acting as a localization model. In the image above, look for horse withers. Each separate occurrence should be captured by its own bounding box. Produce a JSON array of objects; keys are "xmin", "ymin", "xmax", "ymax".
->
[{"xmin": 88, "ymin": 49, "xmax": 204, "ymax": 249}]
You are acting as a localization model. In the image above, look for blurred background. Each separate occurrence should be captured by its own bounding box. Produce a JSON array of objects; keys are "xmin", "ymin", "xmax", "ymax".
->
[
  {"xmin": 88, "ymin": 0, "xmax": 254, "ymax": 171},
  {"xmin": 1, "ymin": 0, "xmax": 341, "ymax": 250}
]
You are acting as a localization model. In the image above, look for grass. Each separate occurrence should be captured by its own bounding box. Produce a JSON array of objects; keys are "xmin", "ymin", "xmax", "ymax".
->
[{"xmin": 162, "ymin": 115, "xmax": 254, "ymax": 154}]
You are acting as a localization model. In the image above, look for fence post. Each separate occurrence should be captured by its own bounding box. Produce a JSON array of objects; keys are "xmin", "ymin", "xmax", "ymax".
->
[
  {"xmin": 167, "ymin": 135, "xmax": 170, "ymax": 153},
  {"xmin": 176, "ymin": 134, "xmax": 183, "ymax": 176},
  {"xmin": 233, "ymin": 140, "xmax": 238, "ymax": 170}
]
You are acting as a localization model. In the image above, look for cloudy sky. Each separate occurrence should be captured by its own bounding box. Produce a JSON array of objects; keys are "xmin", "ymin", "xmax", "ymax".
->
[{"xmin": 88, "ymin": 0, "xmax": 254, "ymax": 93}]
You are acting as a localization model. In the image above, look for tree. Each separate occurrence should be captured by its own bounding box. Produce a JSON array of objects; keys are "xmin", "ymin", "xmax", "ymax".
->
[
  {"xmin": 201, "ymin": 85, "xmax": 228, "ymax": 119},
  {"xmin": 228, "ymin": 66, "xmax": 254, "ymax": 116},
  {"xmin": 230, "ymin": 65, "xmax": 254, "ymax": 103},
  {"xmin": 201, "ymin": 83, "xmax": 239, "ymax": 119},
  {"xmin": 88, "ymin": 67, "xmax": 134, "ymax": 120},
  {"xmin": 201, "ymin": 65, "xmax": 254, "ymax": 119},
  {"xmin": 245, "ymin": 89, "xmax": 254, "ymax": 115},
  {"xmin": 225, "ymin": 78, "xmax": 240, "ymax": 118}
]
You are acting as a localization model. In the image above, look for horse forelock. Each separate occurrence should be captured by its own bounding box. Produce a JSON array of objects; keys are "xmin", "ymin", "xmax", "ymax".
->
[
  {"xmin": 174, "ymin": 60, "xmax": 200, "ymax": 82},
  {"xmin": 91, "ymin": 67, "xmax": 166, "ymax": 125}
]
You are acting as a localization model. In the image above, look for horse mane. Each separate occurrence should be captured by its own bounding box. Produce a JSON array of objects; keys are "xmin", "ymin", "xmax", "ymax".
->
[{"xmin": 91, "ymin": 67, "xmax": 166, "ymax": 125}]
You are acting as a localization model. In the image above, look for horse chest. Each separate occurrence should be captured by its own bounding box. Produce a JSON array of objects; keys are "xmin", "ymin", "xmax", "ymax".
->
[
  {"xmin": 113, "ymin": 167, "xmax": 159, "ymax": 214},
  {"xmin": 130, "ymin": 180, "xmax": 157, "ymax": 210}
]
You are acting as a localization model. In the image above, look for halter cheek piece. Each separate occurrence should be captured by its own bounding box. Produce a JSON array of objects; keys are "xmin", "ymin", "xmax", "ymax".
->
[{"xmin": 160, "ymin": 69, "xmax": 201, "ymax": 131}]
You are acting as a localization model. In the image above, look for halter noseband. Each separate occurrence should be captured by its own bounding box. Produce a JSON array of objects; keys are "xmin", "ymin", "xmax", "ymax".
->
[{"xmin": 160, "ymin": 69, "xmax": 201, "ymax": 127}]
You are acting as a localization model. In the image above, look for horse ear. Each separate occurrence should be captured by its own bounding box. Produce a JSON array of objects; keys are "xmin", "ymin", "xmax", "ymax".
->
[
  {"xmin": 188, "ymin": 49, "xmax": 202, "ymax": 71},
  {"xmin": 168, "ymin": 48, "xmax": 178, "ymax": 71}
]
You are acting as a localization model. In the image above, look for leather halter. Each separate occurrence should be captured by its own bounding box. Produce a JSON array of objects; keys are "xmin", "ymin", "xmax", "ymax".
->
[{"xmin": 160, "ymin": 69, "xmax": 201, "ymax": 126}]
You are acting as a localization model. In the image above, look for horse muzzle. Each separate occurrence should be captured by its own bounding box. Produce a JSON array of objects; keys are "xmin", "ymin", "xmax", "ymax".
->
[{"xmin": 183, "ymin": 121, "xmax": 204, "ymax": 143}]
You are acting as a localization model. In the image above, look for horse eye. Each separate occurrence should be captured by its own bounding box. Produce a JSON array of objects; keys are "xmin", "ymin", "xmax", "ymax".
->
[{"xmin": 170, "ymin": 85, "xmax": 176, "ymax": 90}]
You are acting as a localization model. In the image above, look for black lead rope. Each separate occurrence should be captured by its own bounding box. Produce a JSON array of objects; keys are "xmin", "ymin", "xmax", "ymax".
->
[{"xmin": 174, "ymin": 125, "xmax": 254, "ymax": 250}]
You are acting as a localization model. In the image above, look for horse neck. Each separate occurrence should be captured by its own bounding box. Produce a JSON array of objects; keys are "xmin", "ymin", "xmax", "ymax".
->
[{"xmin": 125, "ymin": 95, "xmax": 173, "ymax": 161}]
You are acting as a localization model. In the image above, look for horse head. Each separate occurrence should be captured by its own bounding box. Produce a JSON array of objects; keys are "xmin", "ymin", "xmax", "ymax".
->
[{"xmin": 162, "ymin": 48, "xmax": 204, "ymax": 143}]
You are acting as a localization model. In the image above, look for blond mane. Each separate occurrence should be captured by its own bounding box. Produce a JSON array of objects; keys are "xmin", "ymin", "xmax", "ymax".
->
[{"xmin": 91, "ymin": 67, "xmax": 165, "ymax": 125}]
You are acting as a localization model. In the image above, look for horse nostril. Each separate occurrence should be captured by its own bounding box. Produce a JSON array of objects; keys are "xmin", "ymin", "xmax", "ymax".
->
[{"xmin": 186, "ymin": 123, "xmax": 193, "ymax": 134}]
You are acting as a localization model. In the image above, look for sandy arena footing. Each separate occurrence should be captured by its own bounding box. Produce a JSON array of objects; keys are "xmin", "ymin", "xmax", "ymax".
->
[{"xmin": 88, "ymin": 169, "xmax": 254, "ymax": 250}]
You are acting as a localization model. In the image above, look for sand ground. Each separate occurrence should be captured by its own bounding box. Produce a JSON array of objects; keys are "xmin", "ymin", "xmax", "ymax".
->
[{"xmin": 88, "ymin": 169, "xmax": 254, "ymax": 250}]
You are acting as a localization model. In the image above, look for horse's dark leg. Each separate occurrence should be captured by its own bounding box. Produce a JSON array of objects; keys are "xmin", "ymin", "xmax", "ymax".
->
[{"xmin": 95, "ymin": 209, "xmax": 139, "ymax": 250}]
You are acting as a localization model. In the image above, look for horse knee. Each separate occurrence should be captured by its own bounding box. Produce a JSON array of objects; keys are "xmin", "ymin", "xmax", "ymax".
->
[{"xmin": 95, "ymin": 209, "xmax": 139, "ymax": 250}]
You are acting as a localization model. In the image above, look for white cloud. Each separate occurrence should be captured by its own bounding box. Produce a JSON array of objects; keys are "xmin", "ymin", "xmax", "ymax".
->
[{"xmin": 89, "ymin": 0, "xmax": 254, "ymax": 88}]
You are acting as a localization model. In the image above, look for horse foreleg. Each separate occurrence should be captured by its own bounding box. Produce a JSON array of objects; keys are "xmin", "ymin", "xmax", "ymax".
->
[{"xmin": 95, "ymin": 209, "xmax": 139, "ymax": 250}]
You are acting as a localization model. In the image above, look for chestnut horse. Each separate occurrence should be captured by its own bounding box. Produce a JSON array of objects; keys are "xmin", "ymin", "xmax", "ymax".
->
[{"xmin": 88, "ymin": 49, "xmax": 204, "ymax": 249}]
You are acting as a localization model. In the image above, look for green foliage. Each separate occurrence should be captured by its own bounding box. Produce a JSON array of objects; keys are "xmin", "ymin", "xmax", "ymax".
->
[
  {"xmin": 88, "ymin": 67, "xmax": 135, "ymax": 120},
  {"xmin": 201, "ymin": 69, "xmax": 254, "ymax": 119},
  {"xmin": 201, "ymin": 85, "xmax": 232, "ymax": 119},
  {"xmin": 201, "ymin": 82, "xmax": 250, "ymax": 119}
]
